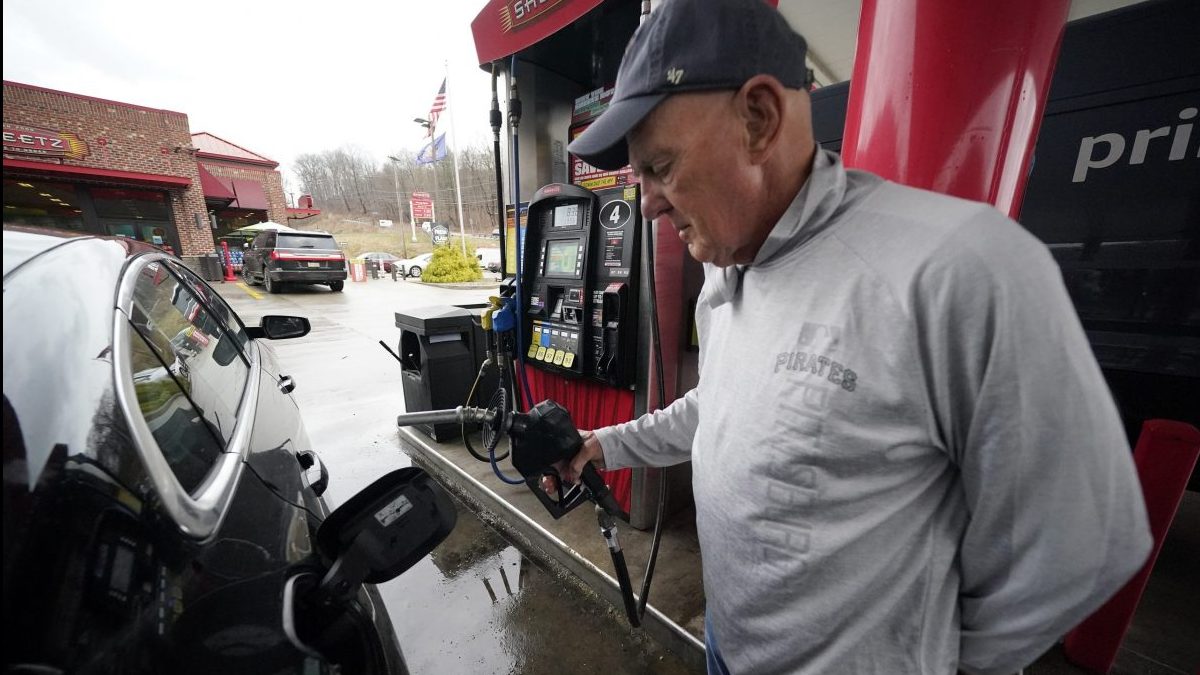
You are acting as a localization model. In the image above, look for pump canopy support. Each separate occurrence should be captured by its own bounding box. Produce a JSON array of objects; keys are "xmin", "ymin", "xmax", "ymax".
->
[{"xmin": 841, "ymin": 0, "xmax": 1071, "ymax": 217}]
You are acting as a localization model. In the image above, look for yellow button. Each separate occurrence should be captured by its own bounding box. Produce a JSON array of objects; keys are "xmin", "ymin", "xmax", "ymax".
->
[
  {"xmin": 536, "ymin": 346, "xmax": 547, "ymax": 360},
  {"xmin": 563, "ymin": 353, "xmax": 575, "ymax": 368},
  {"xmin": 527, "ymin": 343, "xmax": 538, "ymax": 358},
  {"xmin": 553, "ymin": 351, "xmax": 566, "ymax": 365},
  {"xmin": 545, "ymin": 348, "xmax": 557, "ymax": 362}
]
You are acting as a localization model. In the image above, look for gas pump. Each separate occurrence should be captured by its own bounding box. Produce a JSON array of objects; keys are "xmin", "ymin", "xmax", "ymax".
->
[{"xmin": 521, "ymin": 183, "xmax": 642, "ymax": 387}]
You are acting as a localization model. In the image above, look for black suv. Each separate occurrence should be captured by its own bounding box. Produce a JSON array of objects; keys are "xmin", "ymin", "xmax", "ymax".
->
[{"xmin": 243, "ymin": 230, "xmax": 347, "ymax": 293}]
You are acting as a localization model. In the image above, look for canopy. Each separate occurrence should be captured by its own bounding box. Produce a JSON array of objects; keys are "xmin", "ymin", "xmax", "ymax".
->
[{"xmin": 471, "ymin": 0, "xmax": 604, "ymax": 66}]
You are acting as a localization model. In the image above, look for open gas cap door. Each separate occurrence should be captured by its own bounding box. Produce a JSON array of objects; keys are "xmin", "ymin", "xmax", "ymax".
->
[{"xmin": 314, "ymin": 467, "xmax": 456, "ymax": 602}]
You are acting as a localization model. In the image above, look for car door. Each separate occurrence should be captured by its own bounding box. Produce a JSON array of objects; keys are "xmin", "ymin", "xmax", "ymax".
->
[
  {"xmin": 246, "ymin": 232, "xmax": 265, "ymax": 279},
  {"xmin": 116, "ymin": 256, "xmax": 388, "ymax": 673}
]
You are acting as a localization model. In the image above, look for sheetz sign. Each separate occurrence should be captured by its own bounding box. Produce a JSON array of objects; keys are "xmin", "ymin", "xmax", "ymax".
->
[{"xmin": 3, "ymin": 127, "xmax": 91, "ymax": 160}]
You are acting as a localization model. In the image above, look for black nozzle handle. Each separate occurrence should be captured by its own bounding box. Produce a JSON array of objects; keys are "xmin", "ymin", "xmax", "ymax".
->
[{"xmin": 524, "ymin": 473, "xmax": 589, "ymax": 519}]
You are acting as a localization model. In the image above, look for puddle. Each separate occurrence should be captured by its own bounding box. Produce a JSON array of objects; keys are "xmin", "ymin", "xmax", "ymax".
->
[{"xmin": 376, "ymin": 493, "xmax": 699, "ymax": 675}]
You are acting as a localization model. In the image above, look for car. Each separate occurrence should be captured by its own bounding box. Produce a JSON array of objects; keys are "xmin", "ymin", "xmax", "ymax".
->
[
  {"xmin": 476, "ymin": 247, "xmax": 501, "ymax": 273},
  {"xmin": 397, "ymin": 252, "xmax": 433, "ymax": 278},
  {"xmin": 242, "ymin": 230, "xmax": 347, "ymax": 293},
  {"xmin": 491, "ymin": 228, "xmax": 501, "ymax": 238},
  {"xmin": 360, "ymin": 251, "xmax": 402, "ymax": 274},
  {"xmin": 3, "ymin": 225, "xmax": 456, "ymax": 674}
]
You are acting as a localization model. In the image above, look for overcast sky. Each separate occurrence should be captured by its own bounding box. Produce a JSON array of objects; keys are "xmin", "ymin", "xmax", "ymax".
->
[{"xmin": 3, "ymin": 0, "xmax": 497, "ymax": 192}]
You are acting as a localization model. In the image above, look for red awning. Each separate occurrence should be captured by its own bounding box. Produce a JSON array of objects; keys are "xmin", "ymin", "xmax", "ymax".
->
[
  {"xmin": 231, "ymin": 179, "xmax": 269, "ymax": 210},
  {"xmin": 2, "ymin": 158, "xmax": 191, "ymax": 188},
  {"xmin": 471, "ymin": 0, "xmax": 605, "ymax": 66},
  {"xmin": 197, "ymin": 164, "xmax": 235, "ymax": 201}
]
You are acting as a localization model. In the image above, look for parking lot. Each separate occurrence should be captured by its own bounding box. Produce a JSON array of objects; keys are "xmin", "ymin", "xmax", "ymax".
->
[{"xmin": 215, "ymin": 276, "xmax": 699, "ymax": 675}]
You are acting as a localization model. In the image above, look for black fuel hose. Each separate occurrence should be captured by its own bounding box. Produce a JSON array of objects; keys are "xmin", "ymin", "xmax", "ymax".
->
[
  {"xmin": 491, "ymin": 62, "xmax": 507, "ymax": 280},
  {"xmin": 635, "ymin": 210, "xmax": 669, "ymax": 623}
]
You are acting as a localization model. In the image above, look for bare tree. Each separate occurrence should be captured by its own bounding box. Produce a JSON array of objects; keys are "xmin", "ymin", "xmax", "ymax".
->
[{"xmin": 292, "ymin": 142, "xmax": 500, "ymax": 235}]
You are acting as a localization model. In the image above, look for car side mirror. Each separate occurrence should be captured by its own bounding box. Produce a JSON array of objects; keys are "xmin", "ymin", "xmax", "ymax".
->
[
  {"xmin": 315, "ymin": 468, "xmax": 456, "ymax": 598},
  {"xmin": 251, "ymin": 315, "xmax": 310, "ymax": 340}
]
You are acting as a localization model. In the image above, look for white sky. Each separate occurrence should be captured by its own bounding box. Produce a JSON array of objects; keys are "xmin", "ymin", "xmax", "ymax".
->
[{"xmin": 2, "ymin": 0, "xmax": 496, "ymax": 191}]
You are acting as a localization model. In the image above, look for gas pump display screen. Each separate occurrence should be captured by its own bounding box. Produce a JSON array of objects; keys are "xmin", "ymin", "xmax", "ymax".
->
[
  {"xmin": 553, "ymin": 203, "xmax": 580, "ymax": 229},
  {"xmin": 545, "ymin": 239, "xmax": 581, "ymax": 277}
]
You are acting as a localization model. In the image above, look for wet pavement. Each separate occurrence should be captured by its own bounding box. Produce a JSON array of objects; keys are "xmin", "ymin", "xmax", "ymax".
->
[{"xmin": 215, "ymin": 275, "xmax": 700, "ymax": 675}]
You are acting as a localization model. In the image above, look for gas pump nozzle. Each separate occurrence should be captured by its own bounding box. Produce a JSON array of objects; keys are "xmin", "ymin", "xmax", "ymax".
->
[
  {"xmin": 508, "ymin": 400, "xmax": 627, "ymax": 520},
  {"xmin": 396, "ymin": 399, "xmax": 626, "ymax": 521}
]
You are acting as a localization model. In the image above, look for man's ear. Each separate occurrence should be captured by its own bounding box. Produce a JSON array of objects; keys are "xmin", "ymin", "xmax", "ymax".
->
[{"xmin": 737, "ymin": 75, "xmax": 786, "ymax": 163}]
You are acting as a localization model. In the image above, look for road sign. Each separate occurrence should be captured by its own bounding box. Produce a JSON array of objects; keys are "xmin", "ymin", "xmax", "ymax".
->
[{"xmin": 411, "ymin": 192, "xmax": 434, "ymax": 220}]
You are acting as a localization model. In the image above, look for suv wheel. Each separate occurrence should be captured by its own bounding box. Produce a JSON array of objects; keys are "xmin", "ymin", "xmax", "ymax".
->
[
  {"xmin": 265, "ymin": 273, "xmax": 282, "ymax": 294},
  {"xmin": 330, "ymin": 281, "xmax": 344, "ymax": 292},
  {"xmin": 242, "ymin": 265, "xmax": 258, "ymax": 286}
]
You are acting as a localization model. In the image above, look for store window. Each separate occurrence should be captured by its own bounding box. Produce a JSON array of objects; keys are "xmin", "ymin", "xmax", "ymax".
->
[
  {"xmin": 92, "ymin": 187, "xmax": 176, "ymax": 253},
  {"xmin": 3, "ymin": 180, "xmax": 180, "ymax": 254},
  {"xmin": 2, "ymin": 178, "xmax": 85, "ymax": 231}
]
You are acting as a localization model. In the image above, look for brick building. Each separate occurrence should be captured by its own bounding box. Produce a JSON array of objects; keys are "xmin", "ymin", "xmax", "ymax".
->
[{"xmin": 2, "ymin": 81, "xmax": 315, "ymax": 275}]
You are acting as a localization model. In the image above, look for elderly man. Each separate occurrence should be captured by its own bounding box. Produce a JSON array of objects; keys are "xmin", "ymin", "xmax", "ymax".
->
[{"xmin": 554, "ymin": 0, "xmax": 1152, "ymax": 673}]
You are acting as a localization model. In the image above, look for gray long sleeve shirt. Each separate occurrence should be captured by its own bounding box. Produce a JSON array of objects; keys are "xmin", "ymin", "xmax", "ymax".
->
[{"xmin": 594, "ymin": 149, "xmax": 1151, "ymax": 674}]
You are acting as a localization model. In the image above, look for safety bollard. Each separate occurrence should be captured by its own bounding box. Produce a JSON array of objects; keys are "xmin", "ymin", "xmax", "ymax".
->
[{"xmin": 220, "ymin": 241, "xmax": 236, "ymax": 282}]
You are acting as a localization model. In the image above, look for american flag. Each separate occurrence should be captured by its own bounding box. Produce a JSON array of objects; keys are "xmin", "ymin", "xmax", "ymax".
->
[{"xmin": 427, "ymin": 79, "xmax": 447, "ymax": 134}]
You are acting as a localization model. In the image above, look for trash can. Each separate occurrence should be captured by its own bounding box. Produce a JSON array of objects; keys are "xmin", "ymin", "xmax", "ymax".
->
[
  {"xmin": 395, "ymin": 306, "xmax": 496, "ymax": 442},
  {"xmin": 200, "ymin": 254, "xmax": 223, "ymax": 281}
]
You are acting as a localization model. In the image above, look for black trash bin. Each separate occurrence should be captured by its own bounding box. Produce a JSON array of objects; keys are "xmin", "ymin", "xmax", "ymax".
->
[
  {"xmin": 196, "ymin": 254, "xmax": 223, "ymax": 281},
  {"xmin": 395, "ymin": 306, "xmax": 496, "ymax": 442}
]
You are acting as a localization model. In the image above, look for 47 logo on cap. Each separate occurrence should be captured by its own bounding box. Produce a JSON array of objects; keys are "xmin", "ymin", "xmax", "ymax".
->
[{"xmin": 666, "ymin": 68, "xmax": 685, "ymax": 85}]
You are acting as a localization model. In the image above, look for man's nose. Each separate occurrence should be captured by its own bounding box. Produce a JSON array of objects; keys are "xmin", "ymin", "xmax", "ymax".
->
[{"xmin": 640, "ymin": 180, "xmax": 666, "ymax": 221}]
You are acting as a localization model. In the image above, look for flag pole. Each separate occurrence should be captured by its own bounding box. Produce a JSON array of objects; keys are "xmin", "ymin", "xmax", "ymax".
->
[{"xmin": 445, "ymin": 60, "xmax": 468, "ymax": 255}]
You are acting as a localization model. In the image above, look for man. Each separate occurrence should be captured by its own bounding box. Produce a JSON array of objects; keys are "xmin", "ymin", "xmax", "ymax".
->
[{"xmin": 556, "ymin": 0, "xmax": 1152, "ymax": 673}]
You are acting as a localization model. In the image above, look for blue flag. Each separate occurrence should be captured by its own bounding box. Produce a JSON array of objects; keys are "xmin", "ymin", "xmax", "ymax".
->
[{"xmin": 417, "ymin": 133, "xmax": 447, "ymax": 164}]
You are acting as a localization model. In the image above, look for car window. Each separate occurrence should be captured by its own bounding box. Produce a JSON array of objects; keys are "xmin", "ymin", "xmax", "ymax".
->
[
  {"xmin": 278, "ymin": 234, "xmax": 339, "ymax": 250},
  {"xmin": 124, "ymin": 261, "xmax": 249, "ymax": 492},
  {"xmin": 169, "ymin": 261, "xmax": 250, "ymax": 352}
]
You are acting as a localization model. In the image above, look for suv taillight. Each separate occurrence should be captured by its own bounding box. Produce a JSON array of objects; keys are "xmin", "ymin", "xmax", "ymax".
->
[{"xmin": 270, "ymin": 250, "xmax": 281, "ymax": 261}]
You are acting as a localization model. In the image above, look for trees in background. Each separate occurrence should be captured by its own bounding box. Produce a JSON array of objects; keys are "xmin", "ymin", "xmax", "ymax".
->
[{"xmin": 292, "ymin": 144, "xmax": 498, "ymax": 234}]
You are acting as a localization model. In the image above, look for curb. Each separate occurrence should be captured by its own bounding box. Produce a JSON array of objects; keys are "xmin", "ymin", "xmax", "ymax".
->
[{"xmin": 416, "ymin": 280, "xmax": 502, "ymax": 291}]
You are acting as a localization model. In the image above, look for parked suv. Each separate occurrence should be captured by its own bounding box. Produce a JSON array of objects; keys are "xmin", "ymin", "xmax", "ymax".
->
[{"xmin": 243, "ymin": 230, "xmax": 347, "ymax": 293}]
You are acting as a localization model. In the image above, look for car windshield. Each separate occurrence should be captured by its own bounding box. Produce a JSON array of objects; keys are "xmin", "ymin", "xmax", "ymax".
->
[{"xmin": 278, "ymin": 234, "xmax": 338, "ymax": 250}]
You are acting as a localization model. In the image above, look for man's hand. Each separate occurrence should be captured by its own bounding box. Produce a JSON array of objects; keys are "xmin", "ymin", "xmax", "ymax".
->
[{"xmin": 541, "ymin": 430, "xmax": 605, "ymax": 495}]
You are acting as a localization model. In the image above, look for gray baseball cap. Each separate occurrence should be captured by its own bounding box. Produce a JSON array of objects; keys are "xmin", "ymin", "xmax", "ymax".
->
[{"xmin": 568, "ymin": 0, "xmax": 810, "ymax": 170}]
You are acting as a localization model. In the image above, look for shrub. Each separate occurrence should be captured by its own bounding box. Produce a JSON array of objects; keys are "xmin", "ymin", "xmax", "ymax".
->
[{"xmin": 423, "ymin": 244, "xmax": 482, "ymax": 283}]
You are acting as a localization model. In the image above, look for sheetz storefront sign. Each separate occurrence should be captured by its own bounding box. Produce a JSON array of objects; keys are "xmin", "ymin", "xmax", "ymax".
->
[{"xmin": 3, "ymin": 127, "xmax": 91, "ymax": 160}]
